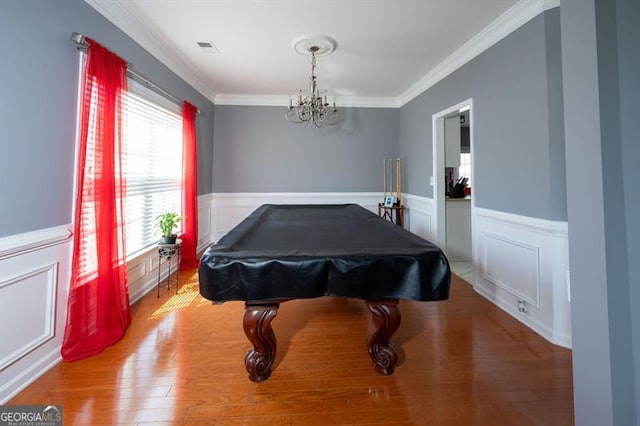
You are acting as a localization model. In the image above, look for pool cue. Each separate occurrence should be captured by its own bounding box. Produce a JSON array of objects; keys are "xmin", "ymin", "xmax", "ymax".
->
[
  {"xmin": 383, "ymin": 158, "xmax": 387, "ymax": 202},
  {"xmin": 387, "ymin": 158, "xmax": 391, "ymax": 203},
  {"xmin": 394, "ymin": 159, "xmax": 398, "ymax": 206},
  {"xmin": 389, "ymin": 158, "xmax": 392, "ymax": 202},
  {"xmin": 394, "ymin": 158, "xmax": 397, "ymax": 205},
  {"xmin": 397, "ymin": 158, "xmax": 402, "ymax": 206}
]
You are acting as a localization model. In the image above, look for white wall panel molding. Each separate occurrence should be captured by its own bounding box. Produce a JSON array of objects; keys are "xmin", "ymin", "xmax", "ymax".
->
[
  {"xmin": 0, "ymin": 225, "xmax": 72, "ymax": 260},
  {"xmin": 481, "ymin": 232, "xmax": 541, "ymax": 308},
  {"xmin": 197, "ymin": 193, "xmax": 213, "ymax": 253},
  {"xmin": 0, "ymin": 230, "xmax": 72, "ymax": 404},
  {"xmin": 0, "ymin": 197, "xmax": 570, "ymax": 404},
  {"xmin": 0, "ymin": 264, "xmax": 58, "ymax": 370},
  {"xmin": 126, "ymin": 252, "xmax": 180, "ymax": 304},
  {"xmin": 474, "ymin": 207, "xmax": 568, "ymax": 237},
  {"xmin": 209, "ymin": 192, "xmax": 381, "ymax": 241},
  {"xmin": 126, "ymin": 250, "xmax": 157, "ymax": 305},
  {"xmin": 211, "ymin": 192, "xmax": 381, "ymax": 207},
  {"xmin": 402, "ymin": 194, "xmax": 435, "ymax": 242},
  {"xmin": 473, "ymin": 207, "xmax": 571, "ymax": 348},
  {"xmin": 207, "ymin": 192, "xmax": 436, "ymax": 244},
  {"xmin": 208, "ymin": 194, "xmax": 572, "ymax": 348},
  {"xmin": 0, "ymin": 196, "xmax": 214, "ymax": 403}
]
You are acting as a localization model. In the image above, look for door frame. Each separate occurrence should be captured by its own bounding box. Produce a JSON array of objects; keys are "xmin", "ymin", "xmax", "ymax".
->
[{"xmin": 432, "ymin": 98, "xmax": 474, "ymax": 263}]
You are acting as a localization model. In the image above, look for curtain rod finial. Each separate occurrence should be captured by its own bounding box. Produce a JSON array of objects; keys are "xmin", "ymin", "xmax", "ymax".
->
[{"xmin": 70, "ymin": 32, "xmax": 87, "ymax": 46}]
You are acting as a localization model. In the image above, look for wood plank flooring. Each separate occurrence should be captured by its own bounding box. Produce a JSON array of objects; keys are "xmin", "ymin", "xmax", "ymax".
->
[{"xmin": 9, "ymin": 270, "xmax": 574, "ymax": 425}]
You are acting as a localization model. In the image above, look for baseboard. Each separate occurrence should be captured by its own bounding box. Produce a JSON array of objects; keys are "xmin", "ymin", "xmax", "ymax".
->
[
  {"xmin": 474, "ymin": 282, "xmax": 571, "ymax": 348},
  {"xmin": 0, "ymin": 348, "xmax": 62, "ymax": 404}
]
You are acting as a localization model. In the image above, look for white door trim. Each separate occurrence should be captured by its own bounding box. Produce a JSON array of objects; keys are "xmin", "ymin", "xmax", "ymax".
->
[{"xmin": 432, "ymin": 98, "xmax": 474, "ymax": 260}]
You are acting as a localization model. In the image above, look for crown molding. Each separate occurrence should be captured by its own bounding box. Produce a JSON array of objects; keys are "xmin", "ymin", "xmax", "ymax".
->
[
  {"xmin": 83, "ymin": 0, "xmax": 216, "ymax": 102},
  {"xmin": 85, "ymin": 0, "xmax": 554, "ymax": 109},
  {"xmin": 213, "ymin": 94, "xmax": 401, "ymax": 108},
  {"xmin": 338, "ymin": 97, "xmax": 402, "ymax": 108},
  {"xmin": 398, "ymin": 0, "xmax": 551, "ymax": 106}
]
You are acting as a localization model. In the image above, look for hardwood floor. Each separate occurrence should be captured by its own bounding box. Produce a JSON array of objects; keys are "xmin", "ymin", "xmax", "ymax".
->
[{"xmin": 10, "ymin": 270, "xmax": 574, "ymax": 425}]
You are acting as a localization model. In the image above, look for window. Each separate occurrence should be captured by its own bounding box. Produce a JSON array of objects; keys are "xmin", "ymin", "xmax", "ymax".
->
[
  {"xmin": 459, "ymin": 153, "xmax": 471, "ymax": 187},
  {"xmin": 123, "ymin": 81, "xmax": 183, "ymax": 256},
  {"xmin": 75, "ymin": 58, "xmax": 183, "ymax": 263}
]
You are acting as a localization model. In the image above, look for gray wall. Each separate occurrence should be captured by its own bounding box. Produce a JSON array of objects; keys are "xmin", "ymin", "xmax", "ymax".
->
[
  {"xmin": 544, "ymin": 10, "xmax": 567, "ymax": 221},
  {"xmin": 562, "ymin": 0, "xmax": 639, "ymax": 424},
  {"xmin": 0, "ymin": 0, "xmax": 215, "ymax": 237},
  {"xmin": 212, "ymin": 106, "xmax": 398, "ymax": 192},
  {"xmin": 399, "ymin": 9, "xmax": 567, "ymax": 221},
  {"xmin": 618, "ymin": 0, "xmax": 640, "ymax": 418}
]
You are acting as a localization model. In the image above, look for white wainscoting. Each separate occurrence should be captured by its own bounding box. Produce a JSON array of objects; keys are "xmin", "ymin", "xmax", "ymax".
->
[
  {"xmin": 402, "ymin": 194, "xmax": 435, "ymax": 242},
  {"xmin": 126, "ymin": 193, "xmax": 215, "ymax": 303},
  {"xmin": 0, "ymin": 194, "xmax": 570, "ymax": 403},
  {"xmin": 473, "ymin": 207, "xmax": 571, "ymax": 348},
  {"xmin": 0, "ymin": 226, "xmax": 73, "ymax": 404},
  {"xmin": 0, "ymin": 194, "xmax": 214, "ymax": 403},
  {"xmin": 389, "ymin": 194, "xmax": 571, "ymax": 349},
  {"xmin": 207, "ymin": 192, "xmax": 382, "ymax": 242},
  {"xmin": 126, "ymin": 244, "xmax": 173, "ymax": 304},
  {"xmin": 197, "ymin": 193, "xmax": 214, "ymax": 253}
]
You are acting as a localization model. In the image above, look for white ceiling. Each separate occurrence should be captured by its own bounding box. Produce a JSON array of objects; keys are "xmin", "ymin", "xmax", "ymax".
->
[{"xmin": 85, "ymin": 0, "xmax": 556, "ymax": 107}]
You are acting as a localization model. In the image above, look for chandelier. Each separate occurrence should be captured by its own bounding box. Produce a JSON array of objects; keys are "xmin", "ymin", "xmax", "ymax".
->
[{"xmin": 286, "ymin": 36, "xmax": 339, "ymax": 128}]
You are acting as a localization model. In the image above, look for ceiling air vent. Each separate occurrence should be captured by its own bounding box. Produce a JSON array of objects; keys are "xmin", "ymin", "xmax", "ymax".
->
[{"xmin": 196, "ymin": 41, "xmax": 219, "ymax": 54}]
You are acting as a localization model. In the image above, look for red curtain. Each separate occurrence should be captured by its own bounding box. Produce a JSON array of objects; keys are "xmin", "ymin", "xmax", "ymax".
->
[
  {"xmin": 181, "ymin": 102, "xmax": 199, "ymax": 269},
  {"xmin": 62, "ymin": 39, "xmax": 131, "ymax": 361}
]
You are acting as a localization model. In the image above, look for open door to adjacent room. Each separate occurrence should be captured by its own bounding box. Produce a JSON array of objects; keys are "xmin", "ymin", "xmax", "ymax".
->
[{"xmin": 432, "ymin": 99, "xmax": 474, "ymax": 283}]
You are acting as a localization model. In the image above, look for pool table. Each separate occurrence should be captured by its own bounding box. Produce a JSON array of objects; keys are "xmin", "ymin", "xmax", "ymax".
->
[{"xmin": 199, "ymin": 204, "xmax": 450, "ymax": 381}]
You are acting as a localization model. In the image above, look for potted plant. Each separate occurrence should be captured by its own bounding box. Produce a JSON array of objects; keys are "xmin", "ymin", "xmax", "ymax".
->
[{"xmin": 156, "ymin": 212, "xmax": 182, "ymax": 244}]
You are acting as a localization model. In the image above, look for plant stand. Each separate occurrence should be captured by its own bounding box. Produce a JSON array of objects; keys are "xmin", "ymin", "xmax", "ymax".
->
[{"xmin": 157, "ymin": 240, "xmax": 181, "ymax": 297}]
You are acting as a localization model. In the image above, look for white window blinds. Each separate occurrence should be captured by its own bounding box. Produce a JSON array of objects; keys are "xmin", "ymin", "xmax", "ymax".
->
[{"xmin": 122, "ymin": 82, "xmax": 183, "ymax": 256}]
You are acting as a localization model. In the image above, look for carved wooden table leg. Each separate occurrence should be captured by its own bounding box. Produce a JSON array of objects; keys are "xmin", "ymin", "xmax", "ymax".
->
[
  {"xmin": 243, "ymin": 303, "xmax": 279, "ymax": 382},
  {"xmin": 366, "ymin": 299, "xmax": 401, "ymax": 375}
]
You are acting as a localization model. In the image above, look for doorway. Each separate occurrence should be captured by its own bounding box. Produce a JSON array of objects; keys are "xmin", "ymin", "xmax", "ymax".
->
[{"xmin": 432, "ymin": 99, "xmax": 474, "ymax": 284}]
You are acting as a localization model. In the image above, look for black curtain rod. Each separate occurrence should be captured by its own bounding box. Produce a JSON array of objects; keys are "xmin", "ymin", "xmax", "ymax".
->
[{"xmin": 70, "ymin": 32, "xmax": 200, "ymax": 114}]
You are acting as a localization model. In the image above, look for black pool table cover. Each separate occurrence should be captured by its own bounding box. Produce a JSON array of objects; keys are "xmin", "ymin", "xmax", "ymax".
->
[{"xmin": 198, "ymin": 204, "xmax": 451, "ymax": 303}]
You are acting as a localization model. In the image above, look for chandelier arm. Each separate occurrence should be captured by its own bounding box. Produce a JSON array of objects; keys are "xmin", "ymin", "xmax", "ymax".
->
[{"xmin": 285, "ymin": 111, "xmax": 301, "ymax": 124}]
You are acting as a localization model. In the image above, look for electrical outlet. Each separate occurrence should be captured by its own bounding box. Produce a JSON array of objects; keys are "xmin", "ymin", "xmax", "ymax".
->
[
  {"xmin": 430, "ymin": 176, "xmax": 434, "ymax": 186},
  {"xmin": 517, "ymin": 299, "xmax": 528, "ymax": 314},
  {"xmin": 566, "ymin": 270, "xmax": 571, "ymax": 302}
]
